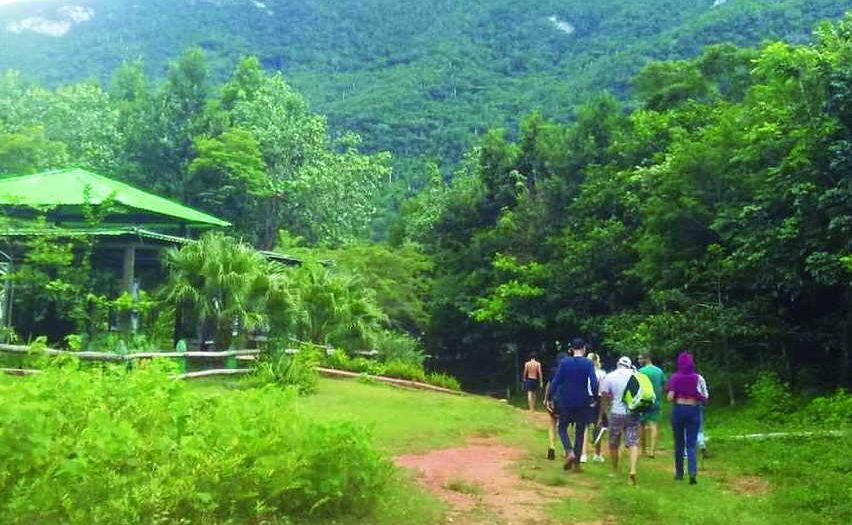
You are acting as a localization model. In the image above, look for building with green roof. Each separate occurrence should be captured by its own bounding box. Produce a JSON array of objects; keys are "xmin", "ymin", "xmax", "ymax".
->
[
  {"xmin": 0, "ymin": 168, "xmax": 233, "ymax": 339},
  {"xmin": 0, "ymin": 168, "xmax": 230, "ymax": 229}
]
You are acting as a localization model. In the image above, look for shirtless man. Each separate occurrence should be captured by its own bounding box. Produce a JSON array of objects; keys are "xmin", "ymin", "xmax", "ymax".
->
[{"xmin": 522, "ymin": 353, "xmax": 543, "ymax": 412}]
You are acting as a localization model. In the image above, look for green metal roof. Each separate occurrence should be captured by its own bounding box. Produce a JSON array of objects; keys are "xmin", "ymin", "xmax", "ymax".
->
[
  {"xmin": 0, "ymin": 168, "xmax": 230, "ymax": 227},
  {"xmin": 0, "ymin": 226, "xmax": 191, "ymax": 245}
]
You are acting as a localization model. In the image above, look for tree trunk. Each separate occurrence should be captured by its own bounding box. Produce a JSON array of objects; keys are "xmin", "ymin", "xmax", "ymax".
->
[{"xmin": 722, "ymin": 334, "xmax": 736, "ymax": 406}]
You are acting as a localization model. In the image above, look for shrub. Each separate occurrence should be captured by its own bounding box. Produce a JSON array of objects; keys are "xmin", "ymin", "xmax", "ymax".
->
[
  {"xmin": 253, "ymin": 349, "xmax": 320, "ymax": 394},
  {"xmin": 382, "ymin": 359, "xmax": 428, "ymax": 383},
  {"xmin": 805, "ymin": 389, "xmax": 852, "ymax": 428},
  {"xmin": 324, "ymin": 348, "xmax": 353, "ymax": 370},
  {"xmin": 426, "ymin": 372, "xmax": 462, "ymax": 391},
  {"xmin": 0, "ymin": 361, "xmax": 390, "ymax": 524},
  {"xmin": 747, "ymin": 372, "xmax": 795, "ymax": 420},
  {"xmin": 374, "ymin": 330, "xmax": 425, "ymax": 365}
]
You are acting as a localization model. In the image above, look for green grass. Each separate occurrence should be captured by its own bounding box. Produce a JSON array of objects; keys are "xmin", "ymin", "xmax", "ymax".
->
[
  {"xmin": 189, "ymin": 378, "xmax": 849, "ymax": 525},
  {"xmin": 298, "ymin": 377, "xmax": 526, "ymax": 454}
]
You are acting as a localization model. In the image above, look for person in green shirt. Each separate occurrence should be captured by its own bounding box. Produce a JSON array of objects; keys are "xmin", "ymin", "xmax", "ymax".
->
[{"xmin": 637, "ymin": 352, "xmax": 666, "ymax": 458}]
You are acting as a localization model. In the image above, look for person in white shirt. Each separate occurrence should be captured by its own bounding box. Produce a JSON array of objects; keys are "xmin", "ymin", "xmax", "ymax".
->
[{"xmin": 599, "ymin": 356, "xmax": 641, "ymax": 485}]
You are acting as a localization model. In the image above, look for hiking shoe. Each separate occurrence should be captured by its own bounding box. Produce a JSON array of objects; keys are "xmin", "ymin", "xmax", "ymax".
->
[
  {"xmin": 580, "ymin": 454, "xmax": 588, "ymax": 464},
  {"xmin": 547, "ymin": 448, "xmax": 556, "ymax": 461},
  {"xmin": 689, "ymin": 476, "xmax": 697, "ymax": 485}
]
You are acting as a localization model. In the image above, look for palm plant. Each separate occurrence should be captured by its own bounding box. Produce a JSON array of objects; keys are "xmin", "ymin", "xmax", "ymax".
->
[
  {"xmin": 289, "ymin": 263, "xmax": 387, "ymax": 351},
  {"xmin": 163, "ymin": 232, "xmax": 269, "ymax": 350}
]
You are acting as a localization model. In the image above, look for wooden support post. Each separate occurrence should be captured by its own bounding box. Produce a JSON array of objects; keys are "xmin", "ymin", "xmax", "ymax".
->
[{"xmin": 121, "ymin": 245, "xmax": 136, "ymax": 334}]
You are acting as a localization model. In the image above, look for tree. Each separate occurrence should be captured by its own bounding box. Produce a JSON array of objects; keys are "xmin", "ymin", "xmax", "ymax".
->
[
  {"xmin": 187, "ymin": 128, "xmax": 269, "ymax": 237},
  {"xmin": 163, "ymin": 233, "xmax": 270, "ymax": 350}
]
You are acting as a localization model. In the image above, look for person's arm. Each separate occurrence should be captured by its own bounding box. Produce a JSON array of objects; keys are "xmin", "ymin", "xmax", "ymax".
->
[
  {"xmin": 589, "ymin": 363, "xmax": 599, "ymax": 400},
  {"xmin": 665, "ymin": 374, "xmax": 674, "ymax": 402},
  {"xmin": 598, "ymin": 378, "xmax": 610, "ymax": 423},
  {"xmin": 697, "ymin": 375, "xmax": 709, "ymax": 403}
]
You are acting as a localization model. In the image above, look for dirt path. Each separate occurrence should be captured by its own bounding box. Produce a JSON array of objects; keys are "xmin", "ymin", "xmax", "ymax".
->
[{"xmin": 395, "ymin": 437, "xmax": 576, "ymax": 525}]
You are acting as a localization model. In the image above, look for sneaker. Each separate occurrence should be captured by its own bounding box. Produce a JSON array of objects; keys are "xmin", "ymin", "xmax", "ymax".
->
[
  {"xmin": 629, "ymin": 473, "xmax": 637, "ymax": 485},
  {"xmin": 563, "ymin": 454, "xmax": 575, "ymax": 471},
  {"xmin": 593, "ymin": 454, "xmax": 605, "ymax": 463},
  {"xmin": 701, "ymin": 448, "xmax": 710, "ymax": 459},
  {"xmin": 547, "ymin": 448, "xmax": 556, "ymax": 461},
  {"xmin": 674, "ymin": 474, "xmax": 684, "ymax": 481},
  {"xmin": 689, "ymin": 476, "xmax": 697, "ymax": 485},
  {"xmin": 580, "ymin": 454, "xmax": 588, "ymax": 464}
]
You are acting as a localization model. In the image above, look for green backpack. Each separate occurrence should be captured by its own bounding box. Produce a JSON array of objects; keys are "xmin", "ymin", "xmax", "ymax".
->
[{"xmin": 623, "ymin": 371, "xmax": 656, "ymax": 414}]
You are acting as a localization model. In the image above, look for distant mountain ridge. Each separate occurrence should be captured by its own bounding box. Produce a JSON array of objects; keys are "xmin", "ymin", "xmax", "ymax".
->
[{"xmin": 0, "ymin": 0, "xmax": 848, "ymax": 161}]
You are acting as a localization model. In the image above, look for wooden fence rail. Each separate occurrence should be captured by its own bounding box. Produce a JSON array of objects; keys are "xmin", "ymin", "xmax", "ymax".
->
[{"xmin": 0, "ymin": 343, "xmax": 261, "ymax": 362}]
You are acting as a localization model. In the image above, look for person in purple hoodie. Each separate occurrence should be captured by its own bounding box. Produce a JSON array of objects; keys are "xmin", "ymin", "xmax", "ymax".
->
[{"xmin": 665, "ymin": 351, "xmax": 708, "ymax": 485}]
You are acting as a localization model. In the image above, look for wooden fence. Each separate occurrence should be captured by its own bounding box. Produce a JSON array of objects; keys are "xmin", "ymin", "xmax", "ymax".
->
[
  {"xmin": 0, "ymin": 343, "xmax": 463, "ymax": 395},
  {"xmin": 0, "ymin": 343, "xmax": 258, "ymax": 379}
]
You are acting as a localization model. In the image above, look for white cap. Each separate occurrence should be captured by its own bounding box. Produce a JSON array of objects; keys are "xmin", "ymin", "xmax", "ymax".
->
[{"xmin": 617, "ymin": 356, "xmax": 633, "ymax": 369}]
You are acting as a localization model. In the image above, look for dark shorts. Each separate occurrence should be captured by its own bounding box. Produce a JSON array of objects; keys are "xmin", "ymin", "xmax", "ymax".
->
[
  {"xmin": 640, "ymin": 405, "xmax": 661, "ymax": 423},
  {"xmin": 523, "ymin": 378, "xmax": 540, "ymax": 392}
]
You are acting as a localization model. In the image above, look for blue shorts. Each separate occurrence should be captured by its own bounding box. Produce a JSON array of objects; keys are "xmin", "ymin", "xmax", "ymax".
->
[{"xmin": 523, "ymin": 378, "xmax": 540, "ymax": 392}]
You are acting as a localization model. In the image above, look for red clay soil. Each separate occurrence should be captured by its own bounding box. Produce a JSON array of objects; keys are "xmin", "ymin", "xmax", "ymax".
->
[{"xmin": 396, "ymin": 438, "xmax": 577, "ymax": 525}]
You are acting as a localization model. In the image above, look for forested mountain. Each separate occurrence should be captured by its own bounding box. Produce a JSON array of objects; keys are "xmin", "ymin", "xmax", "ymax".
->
[{"xmin": 0, "ymin": 0, "xmax": 848, "ymax": 164}]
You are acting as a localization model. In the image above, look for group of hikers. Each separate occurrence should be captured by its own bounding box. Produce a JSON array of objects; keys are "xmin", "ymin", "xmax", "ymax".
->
[{"xmin": 521, "ymin": 338, "xmax": 709, "ymax": 485}]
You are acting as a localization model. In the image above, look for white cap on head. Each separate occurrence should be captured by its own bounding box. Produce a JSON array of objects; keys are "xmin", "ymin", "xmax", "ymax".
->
[{"xmin": 617, "ymin": 356, "xmax": 633, "ymax": 369}]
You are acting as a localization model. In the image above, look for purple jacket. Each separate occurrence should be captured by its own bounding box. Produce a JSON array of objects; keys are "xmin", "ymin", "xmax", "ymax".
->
[{"xmin": 665, "ymin": 352, "xmax": 707, "ymax": 402}]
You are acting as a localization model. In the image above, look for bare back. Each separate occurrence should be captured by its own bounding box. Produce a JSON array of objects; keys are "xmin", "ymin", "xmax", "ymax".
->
[{"xmin": 523, "ymin": 359, "xmax": 542, "ymax": 380}]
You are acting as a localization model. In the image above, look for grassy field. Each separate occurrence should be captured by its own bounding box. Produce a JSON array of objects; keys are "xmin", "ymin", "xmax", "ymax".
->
[{"xmin": 189, "ymin": 378, "xmax": 849, "ymax": 525}]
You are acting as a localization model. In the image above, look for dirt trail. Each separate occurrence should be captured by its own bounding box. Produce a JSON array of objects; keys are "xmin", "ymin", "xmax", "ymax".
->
[{"xmin": 395, "ymin": 437, "xmax": 577, "ymax": 525}]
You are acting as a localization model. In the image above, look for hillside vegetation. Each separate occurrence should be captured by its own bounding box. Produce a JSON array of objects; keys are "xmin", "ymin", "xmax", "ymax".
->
[{"xmin": 0, "ymin": 0, "xmax": 848, "ymax": 164}]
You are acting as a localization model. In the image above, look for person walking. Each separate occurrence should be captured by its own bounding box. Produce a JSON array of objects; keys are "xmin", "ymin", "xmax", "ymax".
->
[
  {"xmin": 522, "ymin": 353, "xmax": 543, "ymax": 412},
  {"xmin": 546, "ymin": 338, "xmax": 598, "ymax": 472},
  {"xmin": 666, "ymin": 351, "xmax": 708, "ymax": 485},
  {"xmin": 637, "ymin": 352, "xmax": 666, "ymax": 458},
  {"xmin": 584, "ymin": 352, "xmax": 608, "ymax": 463},
  {"xmin": 600, "ymin": 356, "xmax": 641, "ymax": 484},
  {"xmin": 543, "ymin": 350, "xmax": 568, "ymax": 460},
  {"xmin": 697, "ymin": 373, "xmax": 710, "ymax": 458}
]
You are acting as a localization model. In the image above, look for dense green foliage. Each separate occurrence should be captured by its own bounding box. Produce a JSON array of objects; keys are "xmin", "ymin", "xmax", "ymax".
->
[
  {"xmin": 0, "ymin": 53, "xmax": 389, "ymax": 246},
  {"xmin": 0, "ymin": 0, "xmax": 848, "ymax": 168},
  {"xmin": 400, "ymin": 15, "xmax": 852, "ymax": 394},
  {"xmin": 0, "ymin": 362, "xmax": 390, "ymax": 524}
]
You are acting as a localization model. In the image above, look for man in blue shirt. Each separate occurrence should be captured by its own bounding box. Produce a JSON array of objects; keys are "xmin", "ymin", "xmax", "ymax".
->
[{"xmin": 546, "ymin": 337, "xmax": 599, "ymax": 472}]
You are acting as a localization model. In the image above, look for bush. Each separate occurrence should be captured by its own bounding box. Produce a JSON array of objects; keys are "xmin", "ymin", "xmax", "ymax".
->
[
  {"xmin": 374, "ymin": 330, "xmax": 425, "ymax": 365},
  {"xmin": 426, "ymin": 372, "xmax": 462, "ymax": 391},
  {"xmin": 322, "ymin": 349, "xmax": 462, "ymax": 391},
  {"xmin": 382, "ymin": 359, "xmax": 427, "ymax": 383},
  {"xmin": 253, "ymin": 349, "xmax": 320, "ymax": 394},
  {"xmin": 805, "ymin": 389, "xmax": 852, "ymax": 428},
  {"xmin": 0, "ymin": 361, "xmax": 390, "ymax": 524},
  {"xmin": 324, "ymin": 348, "xmax": 352, "ymax": 370},
  {"xmin": 747, "ymin": 372, "xmax": 795, "ymax": 420}
]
